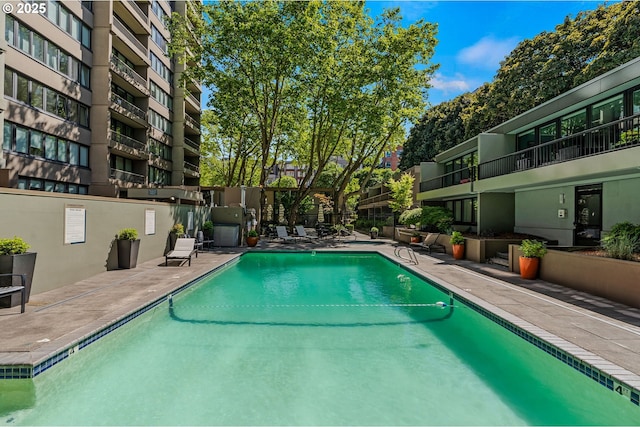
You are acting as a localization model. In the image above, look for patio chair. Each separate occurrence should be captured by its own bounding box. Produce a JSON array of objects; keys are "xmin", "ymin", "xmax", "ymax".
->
[
  {"xmin": 410, "ymin": 233, "xmax": 445, "ymax": 254},
  {"xmin": 294, "ymin": 225, "xmax": 319, "ymax": 242},
  {"xmin": 275, "ymin": 226, "xmax": 297, "ymax": 243},
  {"xmin": 165, "ymin": 238, "xmax": 197, "ymax": 266},
  {"xmin": 0, "ymin": 273, "xmax": 26, "ymax": 313}
]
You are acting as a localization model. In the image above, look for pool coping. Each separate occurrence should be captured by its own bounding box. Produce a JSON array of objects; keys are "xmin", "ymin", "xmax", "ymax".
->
[{"xmin": 1, "ymin": 247, "xmax": 640, "ymax": 411}]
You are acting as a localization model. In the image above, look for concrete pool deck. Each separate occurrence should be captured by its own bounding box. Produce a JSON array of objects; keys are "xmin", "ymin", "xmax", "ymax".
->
[{"xmin": 2, "ymin": 234, "xmax": 640, "ymax": 397}]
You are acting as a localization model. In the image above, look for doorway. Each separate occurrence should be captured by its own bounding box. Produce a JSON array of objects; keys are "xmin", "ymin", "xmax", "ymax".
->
[{"xmin": 574, "ymin": 184, "xmax": 602, "ymax": 246}]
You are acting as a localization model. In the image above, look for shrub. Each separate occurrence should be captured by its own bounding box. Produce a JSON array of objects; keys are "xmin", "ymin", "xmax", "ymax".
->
[
  {"xmin": 601, "ymin": 221, "xmax": 640, "ymax": 259},
  {"xmin": 247, "ymin": 229, "xmax": 259, "ymax": 238},
  {"xmin": 370, "ymin": 227, "xmax": 379, "ymax": 233},
  {"xmin": 171, "ymin": 223, "xmax": 185, "ymax": 235},
  {"xmin": 398, "ymin": 208, "xmax": 422, "ymax": 226},
  {"xmin": 117, "ymin": 228, "xmax": 139, "ymax": 241},
  {"xmin": 420, "ymin": 206, "xmax": 453, "ymax": 233},
  {"xmin": 0, "ymin": 236, "xmax": 30, "ymax": 255},
  {"xmin": 520, "ymin": 239, "xmax": 547, "ymax": 258},
  {"xmin": 203, "ymin": 221, "xmax": 213, "ymax": 236},
  {"xmin": 450, "ymin": 231, "xmax": 464, "ymax": 245}
]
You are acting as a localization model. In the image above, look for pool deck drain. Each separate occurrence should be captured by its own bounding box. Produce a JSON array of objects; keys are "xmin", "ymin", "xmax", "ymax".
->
[{"xmin": 2, "ymin": 235, "xmax": 640, "ymax": 397}]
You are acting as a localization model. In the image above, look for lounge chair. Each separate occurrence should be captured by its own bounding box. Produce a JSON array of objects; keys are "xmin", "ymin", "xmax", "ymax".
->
[
  {"xmin": 410, "ymin": 233, "xmax": 445, "ymax": 254},
  {"xmin": 294, "ymin": 225, "xmax": 319, "ymax": 242},
  {"xmin": 0, "ymin": 273, "xmax": 26, "ymax": 313},
  {"xmin": 276, "ymin": 226, "xmax": 297, "ymax": 243},
  {"xmin": 165, "ymin": 238, "xmax": 197, "ymax": 266}
]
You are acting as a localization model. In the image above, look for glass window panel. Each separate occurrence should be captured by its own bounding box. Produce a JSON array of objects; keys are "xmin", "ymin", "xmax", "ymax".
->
[
  {"xmin": 16, "ymin": 127, "xmax": 28, "ymax": 153},
  {"xmin": 539, "ymin": 122, "xmax": 557, "ymax": 144},
  {"xmin": 80, "ymin": 65, "xmax": 90, "ymax": 87},
  {"xmin": 44, "ymin": 181, "xmax": 55, "ymax": 192},
  {"xmin": 18, "ymin": 25, "xmax": 30, "ymax": 53},
  {"xmin": 517, "ymin": 129, "xmax": 536, "ymax": 151},
  {"xmin": 3, "ymin": 123, "xmax": 12, "ymax": 150},
  {"xmin": 29, "ymin": 179, "xmax": 42, "ymax": 190},
  {"xmin": 633, "ymin": 89, "xmax": 640, "ymax": 115},
  {"xmin": 68, "ymin": 184, "xmax": 78, "ymax": 194},
  {"xmin": 57, "ymin": 139, "xmax": 67, "ymax": 162},
  {"xmin": 47, "ymin": 44, "xmax": 58, "ymax": 70},
  {"xmin": 68, "ymin": 101, "xmax": 78, "ymax": 123},
  {"xmin": 78, "ymin": 105, "xmax": 89, "ymax": 127},
  {"xmin": 4, "ymin": 69, "xmax": 13, "ymax": 97},
  {"xmin": 5, "ymin": 15, "xmax": 15, "ymax": 45},
  {"xmin": 54, "ymin": 182, "xmax": 65, "ymax": 192},
  {"xmin": 71, "ymin": 16, "xmax": 81, "ymax": 41},
  {"xmin": 116, "ymin": 156, "xmax": 124, "ymax": 170},
  {"xmin": 591, "ymin": 94, "xmax": 624, "ymax": 126},
  {"xmin": 81, "ymin": 25, "xmax": 91, "ymax": 49},
  {"xmin": 30, "ymin": 130, "xmax": 43, "ymax": 156},
  {"xmin": 57, "ymin": 95, "xmax": 68, "ymax": 118},
  {"xmin": 17, "ymin": 178, "xmax": 28, "ymax": 190},
  {"xmin": 16, "ymin": 75, "xmax": 29, "ymax": 103},
  {"xmin": 561, "ymin": 110, "xmax": 587, "ymax": 136},
  {"xmin": 32, "ymin": 33, "xmax": 45, "ymax": 62},
  {"xmin": 463, "ymin": 199, "xmax": 473, "ymax": 223},
  {"xmin": 46, "ymin": 90, "xmax": 58, "ymax": 114},
  {"xmin": 31, "ymin": 83, "xmax": 44, "ymax": 109},
  {"xmin": 69, "ymin": 142, "xmax": 79, "ymax": 165},
  {"xmin": 78, "ymin": 186, "xmax": 88, "ymax": 195},
  {"xmin": 59, "ymin": 7, "xmax": 70, "ymax": 32},
  {"xmin": 47, "ymin": 0, "xmax": 58, "ymax": 22},
  {"xmin": 45, "ymin": 135, "xmax": 57, "ymax": 159},
  {"xmin": 454, "ymin": 201, "xmax": 462, "ymax": 222},
  {"xmin": 59, "ymin": 53, "xmax": 69, "ymax": 76},
  {"xmin": 79, "ymin": 145, "xmax": 89, "ymax": 166}
]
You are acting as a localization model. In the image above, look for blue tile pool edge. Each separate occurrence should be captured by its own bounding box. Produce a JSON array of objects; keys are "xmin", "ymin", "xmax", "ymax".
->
[
  {"xmin": 377, "ymin": 251, "xmax": 640, "ymax": 409},
  {"xmin": 0, "ymin": 255, "xmax": 242, "ymax": 380}
]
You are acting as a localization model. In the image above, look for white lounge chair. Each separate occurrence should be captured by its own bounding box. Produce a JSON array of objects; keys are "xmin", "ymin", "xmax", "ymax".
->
[
  {"xmin": 276, "ymin": 226, "xmax": 297, "ymax": 243},
  {"xmin": 410, "ymin": 233, "xmax": 445, "ymax": 254},
  {"xmin": 294, "ymin": 225, "xmax": 319, "ymax": 242},
  {"xmin": 165, "ymin": 238, "xmax": 197, "ymax": 266}
]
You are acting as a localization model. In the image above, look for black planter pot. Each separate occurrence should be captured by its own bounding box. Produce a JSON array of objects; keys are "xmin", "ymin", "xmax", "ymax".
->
[
  {"xmin": 117, "ymin": 239, "xmax": 140, "ymax": 269},
  {"xmin": 0, "ymin": 252, "xmax": 37, "ymax": 307}
]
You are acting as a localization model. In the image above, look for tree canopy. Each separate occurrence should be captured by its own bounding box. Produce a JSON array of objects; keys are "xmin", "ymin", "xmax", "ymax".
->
[
  {"xmin": 169, "ymin": 0, "xmax": 438, "ymax": 223},
  {"xmin": 400, "ymin": 1, "xmax": 640, "ymax": 170}
]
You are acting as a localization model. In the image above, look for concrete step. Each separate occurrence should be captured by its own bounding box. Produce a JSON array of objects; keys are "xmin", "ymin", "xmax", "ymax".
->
[
  {"xmin": 495, "ymin": 251, "xmax": 509, "ymax": 260},
  {"xmin": 488, "ymin": 256, "xmax": 509, "ymax": 268}
]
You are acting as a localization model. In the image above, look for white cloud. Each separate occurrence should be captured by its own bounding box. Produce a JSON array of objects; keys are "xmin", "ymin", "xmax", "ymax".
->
[
  {"xmin": 457, "ymin": 36, "xmax": 520, "ymax": 70},
  {"xmin": 429, "ymin": 73, "xmax": 471, "ymax": 93}
]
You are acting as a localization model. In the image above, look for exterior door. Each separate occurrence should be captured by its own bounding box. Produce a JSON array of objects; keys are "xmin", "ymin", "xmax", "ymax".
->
[{"xmin": 574, "ymin": 184, "xmax": 602, "ymax": 246}]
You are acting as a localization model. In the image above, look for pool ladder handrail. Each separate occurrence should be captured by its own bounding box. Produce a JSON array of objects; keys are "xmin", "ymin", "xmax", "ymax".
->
[{"xmin": 394, "ymin": 246, "xmax": 418, "ymax": 265}]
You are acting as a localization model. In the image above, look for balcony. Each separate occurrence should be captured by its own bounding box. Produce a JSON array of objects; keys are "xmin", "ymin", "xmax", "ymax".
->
[
  {"xmin": 419, "ymin": 167, "xmax": 475, "ymax": 192},
  {"xmin": 110, "ymin": 93, "xmax": 147, "ymax": 125},
  {"xmin": 184, "ymin": 114, "xmax": 201, "ymax": 134},
  {"xmin": 110, "ymin": 132, "xmax": 148, "ymax": 159},
  {"xmin": 184, "ymin": 161, "xmax": 200, "ymax": 177},
  {"xmin": 110, "ymin": 168, "xmax": 146, "ymax": 185},
  {"xmin": 113, "ymin": 17, "xmax": 148, "ymax": 64},
  {"xmin": 185, "ymin": 92, "xmax": 200, "ymax": 113},
  {"xmin": 183, "ymin": 137, "xmax": 200, "ymax": 156},
  {"xmin": 478, "ymin": 114, "xmax": 640, "ymax": 180},
  {"xmin": 110, "ymin": 55, "xmax": 149, "ymax": 97},
  {"xmin": 358, "ymin": 191, "xmax": 392, "ymax": 209}
]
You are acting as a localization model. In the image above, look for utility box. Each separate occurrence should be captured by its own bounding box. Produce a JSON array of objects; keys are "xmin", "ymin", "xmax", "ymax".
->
[{"xmin": 213, "ymin": 224, "xmax": 240, "ymax": 247}]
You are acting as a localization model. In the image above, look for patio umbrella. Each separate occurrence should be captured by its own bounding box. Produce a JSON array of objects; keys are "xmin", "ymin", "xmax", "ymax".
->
[
  {"xmin": 265, "ymin": 204, "xmax": 273, "ymax": 222},
  {"xmin": 317, "ymin": 204, "xmax": 324, "ymax": 223},
  {"xmin": 278, "ymin": 203, "xmax": 285, "ymax": 224}
]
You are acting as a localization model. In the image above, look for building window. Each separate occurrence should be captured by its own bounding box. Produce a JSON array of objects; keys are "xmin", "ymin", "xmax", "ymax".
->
[
  {"xmin": 18, "ymin": 176, "xmax": 88, "ymax": 194},
  {"xmin": 446, "ymin": 198, "xmax": 477, "ymax": 225},
  {"xmin": 539, "ymin": 122, "xmax": 557, "ymax": 144},
  {"xmin": 591, "ymin": 94, "xmax": 624, "ymax": 127},
  {"xmin": 632, "ymin": 89, "xmax": 640, "ymax": 115},
  {"xmin": 5, "ymin": 14, "xmax": 15, "ymax": 44},
  {"xmin": 561, "ymin": 109, "xmax": 587, "ymax": 137},
  {"xmin": 150, "ymin": 81, "xmax": 173, "ymax": 111}
]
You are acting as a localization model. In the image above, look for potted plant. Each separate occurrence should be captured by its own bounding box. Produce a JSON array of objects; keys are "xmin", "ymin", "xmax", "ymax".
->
[
  {"xmin": 169, "ymin": 223, "xmax": 185, "ymax": 250},
  {"xmin": 450, "ymin": 231, "xmax": 465, "ymax": 260},
  {"xmin": 202, "ymin": 221, "xmax": 213, "ymax": 239},
  {"xmin": 117, "ymin": 228, "xmax": 140, "ymax": 269},
  {"xmin": 246, "ymin": 229, "xmax": 259, "ymax": 247},
  {"xmin": 370, "ymin": 227, "xmax": 379, "ymax": 239},
  {"xmin": 519, "ymin": 239, "xmax": 547, "ymax": 279},
  {"xmin": 0, "ymin": 236, "xmax": 36, "ymax": 308},
  {"xmin": 411, "ymin": 231, "xmax": 422, "ymax": 244}
]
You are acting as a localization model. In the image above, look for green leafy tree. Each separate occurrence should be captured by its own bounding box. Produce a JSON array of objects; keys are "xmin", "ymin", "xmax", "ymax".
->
[{"xmin": 387, "ymin": 173, "xmax": 415, "ymax": 213}]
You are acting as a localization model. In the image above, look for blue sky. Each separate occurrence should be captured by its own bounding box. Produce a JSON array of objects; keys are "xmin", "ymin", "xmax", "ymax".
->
[{"xmin": 365, "ymin": 1, "xmax": 611, "ymax": 106}]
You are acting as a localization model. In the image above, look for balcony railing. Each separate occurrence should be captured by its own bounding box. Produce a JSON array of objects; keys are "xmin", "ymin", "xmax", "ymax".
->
[
  {"xmin": 419, "ymin": 167, "xmax": 476, "ymax": 192},
  {"xmin": 187, "ymin": 92, "xmax": 200, "ymax": 108},
  {"xmin": 110, "ymin": 55, "xmax": 148, "ymax": 93},
  {"xmin": 110, "ymin": 168, "xmax": 146, "ymax": 184},
  {"xmin": 184, "ymin": 161, "xmax": 200, "ymax": 175},
  {"xmin": 110, "ymin": 132, "xmax": 147, "ymax": 152},
  {"xmin": 478, "ymin": 113, "xmax": 640, "ymax": 180},
  {"xmin": 113, "ymin": 17, "xmax": 147, "ymax": 56},
  {"xmin": 184, "ymin": 114, "xmax": 200, "ymax": 132},
  {"xmin": 126, "ymin": 0, "xmax": 148, "ymax": 23},
  {"xmin": 359, "ymin": 191, "xmax": 392, "ymax": 207},
  {"xmin": 110, "ymin": 93, "xmax": 146, "ymax": 121},
  {"xmin": 184, "ymin": 137, "xmax": 200, "ymax": 151}
]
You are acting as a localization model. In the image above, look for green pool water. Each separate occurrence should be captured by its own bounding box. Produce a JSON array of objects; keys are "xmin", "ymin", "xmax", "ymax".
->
[{"xmin": 1, "ymin": 252, "xmax": 638, "ymax": 425}]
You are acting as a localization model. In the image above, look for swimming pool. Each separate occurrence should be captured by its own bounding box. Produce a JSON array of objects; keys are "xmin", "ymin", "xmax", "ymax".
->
[{"xmin": 1, "ymin": 252, "xmax": 639, "ymax": 425}]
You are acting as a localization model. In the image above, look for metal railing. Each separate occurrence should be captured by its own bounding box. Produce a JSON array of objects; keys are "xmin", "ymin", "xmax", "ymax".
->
[
  {"xmin": 126, "ymin": 0, "xmax": 148, "ymax": 23},
  {"xmin": 478, "ymin": 114, "xmax": 640, "ymax": 180},
  {"xmin": 110, "ymin": 55, "xmax": 148, "ymax": 91},
  {"xmin": 359, "ymin": 191, "xmax": 392, "ymax": 207},
  {"xmin": 187, "ymin": 92, "xmax": 200, "ymax": 108},
  {"xmin": 110, "ymin": 132, "xmax": 147, "ymax": 152},
  {"xmin": 110, "ymin": 168, "xmax": 146, "ymax": 184},
  {"xmin": 110, "ymin": 93, "xmax": 146, "ymax": 121},
  {"xmin": 184, "ymin": 161, "xmax": 200, "ymax": 175},
  {"xmin": 184, "ymin": 114, "xmax": 200, "ymax": 131},
  {"xmin": 419, "ymin": 167, "xmax": 475, "ymax": 192},
  {"xmin": 184, "ymin": 137, "xmax": 200, "ymax": 151},
  {"xmin": 113, "ymin": 17, "xmax": 147, "ymax": 56}
]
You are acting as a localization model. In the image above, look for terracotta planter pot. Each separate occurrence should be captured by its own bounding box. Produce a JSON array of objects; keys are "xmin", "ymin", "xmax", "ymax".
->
[
  {"xmin": 410, "ymin": 236, "xmax": 421, "ymax": 243},
  {"xmin": 246, "ymin": 236, "xmax": 259, "ymax": 247},
  {"xmin": 452, "ymin": 244, "xmax": 465, "ymax": 260},
  {"xmin": 519, "ymin": 256, "xmax": 540, "ymax": 279}
]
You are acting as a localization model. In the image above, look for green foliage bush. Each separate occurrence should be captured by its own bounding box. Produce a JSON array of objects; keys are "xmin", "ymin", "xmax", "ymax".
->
[
  {"xmin": 247, "ymin": 229, "xmax": 259, "ymax": 238},
  {"xmin": 117, "ymin": 228, "xmax": 139, "ymax": 241},
  {"xmin": 450, "ymin": 231, "xmax": 464, "ymax": 245},
  {"xmin": 420, "ymin": 206, "xmax": 453, "ymax": 233},
  {"xmin": 0, "ymin": 236, "xmax": 30, "ymax": 255},
  {"xmin": 171, "ymin": 223, "xmax": 185, "ymax": 235},
  {"xmin": 601, "ymin": 221, "xmax": 640, "ymax": 260},
  {"xmin": 520, "ymin": 239, "xmax": 547, "ymax": 258},
  {"xmin": 398, "ymin": 208, "xmax": 422, "ymax": 226}
]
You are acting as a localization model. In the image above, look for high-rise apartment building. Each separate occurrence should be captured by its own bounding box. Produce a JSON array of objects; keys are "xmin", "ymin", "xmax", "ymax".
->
[{"xmin": 1, "ymin": 0, "xmax": 201, "ymax": 199}]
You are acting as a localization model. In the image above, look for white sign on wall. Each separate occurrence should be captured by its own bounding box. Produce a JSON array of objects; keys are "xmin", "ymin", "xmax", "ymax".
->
[
  {"xmin": 64, "ymin": 205, "xmax": 86, "ymax": 244},
  {"xmin": 145, "ymin": 209, "xmax": 156, "ymax": 235}
]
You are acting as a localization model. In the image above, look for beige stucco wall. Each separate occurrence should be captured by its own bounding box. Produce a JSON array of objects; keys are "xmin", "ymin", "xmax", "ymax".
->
[{"xmin": 0, "ymin": 189, "xmax": 210, "ymax": 295}]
